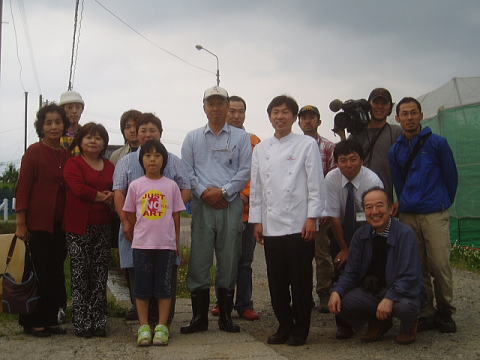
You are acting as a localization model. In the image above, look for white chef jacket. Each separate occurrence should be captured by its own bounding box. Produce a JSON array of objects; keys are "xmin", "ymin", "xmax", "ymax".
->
[{"xmin": 249, "ymin": 132, "xmax": 326, "ymax": 236}]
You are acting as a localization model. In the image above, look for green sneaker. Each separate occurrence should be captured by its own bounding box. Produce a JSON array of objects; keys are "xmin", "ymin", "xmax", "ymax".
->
[
  {"xmin": 137, "ymin": 324, "xmax": 152, "ymax": 346},
  {"xmin": 153, "ymin": 324, "xmax": 169, "ymax": 346}
]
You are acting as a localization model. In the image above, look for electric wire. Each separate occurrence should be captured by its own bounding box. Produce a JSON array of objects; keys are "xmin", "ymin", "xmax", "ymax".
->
[
  {"xmin": 17, "ymin": 0, "xmax": 41, "ymax": 94},
  {"xmin": 68, "ymin": 0, "xmax": 80, "ymax": 90},
  {"xmin": 8, "ymin": 0, "xmax": 26, "ymax": 92},
  {"xmin": 71, "ymin": 0, "xmax": 85, "ymax": 88},
  {"xmin": 92, "ymin": 0, "xmax": 215, "ymax": 75}
]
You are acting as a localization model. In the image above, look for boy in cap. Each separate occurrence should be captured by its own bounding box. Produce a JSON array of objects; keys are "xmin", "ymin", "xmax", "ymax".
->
[{"xmin": 58, "ymin": 90, "xmax": 85, "ymax": 153}]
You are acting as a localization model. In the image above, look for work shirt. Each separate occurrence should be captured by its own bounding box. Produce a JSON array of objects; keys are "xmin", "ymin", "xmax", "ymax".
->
[
  {"xmin": 249, "ymin": 132, "xmax": 325, "ymax": 236},
  {"xmin": 324, "ymin": 166, "xmax": 383, "ymax": 219},
  {"xmin": 181, "ymin": 123, "xmax": 252, "ymax": 201},
  {"xmin": 113, "ymin": 149, "xmax": 190, "ymax": 192}
]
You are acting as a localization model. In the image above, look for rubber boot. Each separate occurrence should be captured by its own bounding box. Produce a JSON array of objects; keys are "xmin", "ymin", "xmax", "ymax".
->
[
  {"xmin": 180, "ymin": 289, "xmax": 210, "ymax": 334},
  {"xmin": 218, "ymin": 288, "xmax": 240, "ymax": 333}
]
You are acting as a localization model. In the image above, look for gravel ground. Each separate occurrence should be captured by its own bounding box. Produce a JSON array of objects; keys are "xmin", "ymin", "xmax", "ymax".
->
[
  {"xmin": 1, "ymin": 239, "xmax": 479, "ymax": 360},
  {"xmin": 242, "ymin": 245, "xmax": 480, "ymax": 360}
]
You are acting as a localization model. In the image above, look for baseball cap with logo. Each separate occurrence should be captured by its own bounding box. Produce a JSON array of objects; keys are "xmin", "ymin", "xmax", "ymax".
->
[
  {"xmin": 203, "ymin": 86, "xmax": 229, "ymax": 101},
  {"xmin": 368, "ymin": 88, "xmax": 392, "ymax": 103},
  {"xmin": 298, "ymin": 105, "xmax": 320, "ymax": 118}
]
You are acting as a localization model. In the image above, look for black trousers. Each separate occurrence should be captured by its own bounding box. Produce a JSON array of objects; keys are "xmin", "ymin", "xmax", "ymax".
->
[
  {"xmin": 264, "ymin": 233, "xmax": 314, "ymax": 340},
  {"xmin": 19, "ymin": 224, "xmax": 67, "ymax": 328}
]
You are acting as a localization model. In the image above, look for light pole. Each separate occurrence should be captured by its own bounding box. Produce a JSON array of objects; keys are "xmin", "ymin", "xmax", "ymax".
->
[{"xmin": 195, "ymin": 44, "xmax": 220, "ymax": 86}]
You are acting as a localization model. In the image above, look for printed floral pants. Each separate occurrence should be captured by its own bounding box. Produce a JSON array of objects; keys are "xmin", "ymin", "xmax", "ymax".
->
[{"xmin": 66, "ymin": 224, "xmax": 111, "ymax": 335}]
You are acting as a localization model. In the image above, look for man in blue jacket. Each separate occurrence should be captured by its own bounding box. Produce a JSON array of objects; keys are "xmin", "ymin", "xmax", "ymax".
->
[
  {"xmin": 328, "ymin": 187, "xmax": 423, "ymax": 345},
  {"xmin": 389, "ymin": 97, "xmax": 458, "ymax": 333}
]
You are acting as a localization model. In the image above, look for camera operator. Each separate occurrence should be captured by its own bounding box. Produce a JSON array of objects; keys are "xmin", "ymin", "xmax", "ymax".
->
[{"xmin": 334, "ymin": 88, "xmax": 402, "ymax": 213}]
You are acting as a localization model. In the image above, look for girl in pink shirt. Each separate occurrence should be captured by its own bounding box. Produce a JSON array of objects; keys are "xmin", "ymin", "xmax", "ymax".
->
[{"xmin": 123, "ymin": 140, "xmax": 185, "ymax": 346}]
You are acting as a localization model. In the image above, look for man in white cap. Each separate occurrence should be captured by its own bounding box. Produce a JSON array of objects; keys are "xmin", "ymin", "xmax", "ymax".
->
[
  {"xmin": 181, "ymin": 86, "xmax": 252, "ymax": 334},
  {"xmin": 58, "ymin": 90, "xmax": 85, "ymax": 152}
]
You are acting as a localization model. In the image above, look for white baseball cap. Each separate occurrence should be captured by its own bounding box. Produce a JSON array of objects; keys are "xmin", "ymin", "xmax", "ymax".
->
[
  {"xmin": 203, "ymin": 86, "xmax": 228, "ymax": 101},
  {"xmin": 59, "ymin": 91, "xmax": 85, "ymax": 106}
]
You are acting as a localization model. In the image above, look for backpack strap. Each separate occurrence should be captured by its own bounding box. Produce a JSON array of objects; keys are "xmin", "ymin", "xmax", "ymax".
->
[{"xmin": 401, "ymin": 132, "xmax": 432, "ymax": 184}]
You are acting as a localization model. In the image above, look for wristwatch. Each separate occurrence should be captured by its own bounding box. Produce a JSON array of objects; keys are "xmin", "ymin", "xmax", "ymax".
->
[{"xmin": 221, "ymin": 187, "xmax": 227, "ymax": 198}]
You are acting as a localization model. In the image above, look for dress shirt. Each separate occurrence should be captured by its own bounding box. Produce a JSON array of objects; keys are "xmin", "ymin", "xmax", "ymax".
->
[
  {"xmin": 181, "ymin": 123, "xmax": 252, "ymax": 201},
  {"xmin": 113, "ymin": 148, "xmax": 190, "ymax": 191},
  {"xmin": 324, "ymin": 166, "xmax": 383, "ymax": 219},
  {"xmin": 249, "ymin": 132, "xmax": 326, "ymax": 236}
]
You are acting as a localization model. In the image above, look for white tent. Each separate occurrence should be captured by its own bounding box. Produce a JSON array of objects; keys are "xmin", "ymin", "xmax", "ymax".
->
[{"xmin": 417, "ymin": 76, "xmax": 480, "ymax": 120}]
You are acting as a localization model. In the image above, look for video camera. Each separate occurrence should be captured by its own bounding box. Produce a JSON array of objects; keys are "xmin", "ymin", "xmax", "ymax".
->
[{"xmin": 329, "ymin": 98, "xmax": 371, "ymax": 135}]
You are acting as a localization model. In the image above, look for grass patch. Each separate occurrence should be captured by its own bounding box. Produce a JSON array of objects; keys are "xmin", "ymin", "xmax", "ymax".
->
[
  {"xmin": 0, "ymin": 221, "xmax": 15, "ymax": 234},
  {"xmin": 176, "ymin": 246, "xmax": 216, "ymax": 299},
  {"xmin": 451, "ymin": 243, "xmax": 480, "ymax": 272}
]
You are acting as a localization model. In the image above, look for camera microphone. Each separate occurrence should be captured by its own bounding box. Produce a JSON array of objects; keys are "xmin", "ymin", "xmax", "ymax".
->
[{"xmin": 329, "ymin": 99, "xmax": 344, "ymax": 112}]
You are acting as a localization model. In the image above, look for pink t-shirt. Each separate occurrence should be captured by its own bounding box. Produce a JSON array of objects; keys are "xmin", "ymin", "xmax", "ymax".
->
[{"xmin": 123, "ymin": 176, "xmax": 186, "ymax": 250}]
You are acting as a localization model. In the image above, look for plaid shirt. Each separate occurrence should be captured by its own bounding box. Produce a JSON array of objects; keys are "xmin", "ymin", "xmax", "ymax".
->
[{"xmin": 317, "ymin": 135, "xmax": 336, "ymax": 176}]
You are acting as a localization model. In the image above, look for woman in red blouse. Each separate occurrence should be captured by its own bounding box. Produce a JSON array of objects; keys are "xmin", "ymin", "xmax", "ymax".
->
[
  {"xmin": 64, "ymin": 123, "xmax": 114, "ymax": 338},
  {"xmin": 15, "ymin": 104, "xmax": 70, "ymax": 337}
]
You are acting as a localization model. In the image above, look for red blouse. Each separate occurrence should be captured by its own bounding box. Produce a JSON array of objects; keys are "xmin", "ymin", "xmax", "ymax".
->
[
  {"xmin": 16, "ymin": 142, "xmax": 69, "ymax": 234},
  {"xmin": 63, "ymin": 156, "xmax": 115, "ymax": 235}
]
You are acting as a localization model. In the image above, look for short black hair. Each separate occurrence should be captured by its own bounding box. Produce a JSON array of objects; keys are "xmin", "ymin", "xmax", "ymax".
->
[
  {"xmin": 396, "ymin": 97, "xmax": 422, "ymax": 116},
  {"xmin": 74, "ymin": 122, "xmax": 109, "ymax": 157},
  {"xmin": 267, "ymin": 95, "xmax": 299, "ymax": 117},
  {"xmin": 139, "ymin": 139, "xmax": 168, "ymax": 175},
  {"xmin": 136, "ymin": 113, "xmax": 163, "ymax": 133},
  {"xmin": 361, "ymin": 186, "xmax": 392, "ymax": 207},
  {"xmin": 229, "ymin": 95, "xmax": 246, "ymax": 110},
  {"xmin": 120, "ymin": 109, "xmax": 142, "ymax": 142},
  {"xmin": 34, "ymin": 103, "xmax": 69, "ymax": 138},
  {"xmin": 333, "ymin": 140, "xmax": 364, "ymax": 162}
]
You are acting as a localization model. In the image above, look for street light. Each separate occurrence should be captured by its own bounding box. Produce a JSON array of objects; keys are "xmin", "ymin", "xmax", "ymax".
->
[{"xmin": 195, "ymin": 44, "xmax": 220, "ymax": 86}]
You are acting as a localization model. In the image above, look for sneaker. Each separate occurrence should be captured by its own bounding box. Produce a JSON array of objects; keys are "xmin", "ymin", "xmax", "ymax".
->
[
  {"xmin": 211, "ymin": 305, "xmax": 220, "ymax": 316},
  {"xmin": 137, "ymin": 325, "xmax": 152, "ymax": 346},
  {"xmin": 153, "ymin": 324, "xmax": 169, "ymax": 346},
  {"xmin": 239, "ymin": 309, "xmax": 260, "ymax": 321},
  {"xmin": 435, "ymin": 312, "xmax": 457, "ymax": 333}
]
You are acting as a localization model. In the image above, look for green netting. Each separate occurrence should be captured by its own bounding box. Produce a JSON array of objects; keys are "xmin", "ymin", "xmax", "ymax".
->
[{"xmin": 423, "ymin": 103, "xmax": 480, "ymax": 246}]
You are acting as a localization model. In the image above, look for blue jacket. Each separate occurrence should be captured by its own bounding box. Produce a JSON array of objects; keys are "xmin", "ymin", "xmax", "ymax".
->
[
  {"xmin": 333, "ymin": 218, "xmax": 423, "ymax": 302},
  {"xmin": 388, "ymin": 127, "xmax": 458, "ymax": 214}
]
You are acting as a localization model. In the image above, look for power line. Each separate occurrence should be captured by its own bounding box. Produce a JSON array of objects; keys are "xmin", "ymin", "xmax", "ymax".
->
[
  {"xmin": 71, "ymin": 0, "xmax": 85, "ymax": 88},
  {"xmin": 93, "ymin": 0, "xmax": 214, "ymax": 75},
  {"xmin": 17, "ymin": 0, "xmax": 41, "ymax": 93},
  {"xmin": 68, "ymin": 0, "xmax": 81, "ymax": 90},
  {"xmin": 8, "ymin": 0, "xmax": 26, "ymax": 92}
]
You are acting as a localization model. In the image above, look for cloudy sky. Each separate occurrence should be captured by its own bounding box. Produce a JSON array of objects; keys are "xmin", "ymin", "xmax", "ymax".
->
[{"xmin": 0, "ymin": 0, "xmax": 479, "ymax": 168}]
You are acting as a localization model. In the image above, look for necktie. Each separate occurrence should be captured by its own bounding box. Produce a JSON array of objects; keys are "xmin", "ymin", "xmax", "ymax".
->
[{"xmin": 343, "ymin": 182, "xmax": 356, "ymax": 244}]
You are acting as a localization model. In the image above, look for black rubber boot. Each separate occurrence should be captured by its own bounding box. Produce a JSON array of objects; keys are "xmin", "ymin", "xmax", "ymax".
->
[
  {"xmin": 180, "ymin": 289, "xmax": 210, "ymax": 334},
  {"xmin": 218, "ymin": 288, "xmax": 240, "ymax": 333}
]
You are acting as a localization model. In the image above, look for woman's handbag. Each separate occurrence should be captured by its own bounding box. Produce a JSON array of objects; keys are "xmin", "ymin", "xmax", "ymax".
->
[{"xmin": 1, "ymin": 235, "xmax": 40, "ymax": 314}]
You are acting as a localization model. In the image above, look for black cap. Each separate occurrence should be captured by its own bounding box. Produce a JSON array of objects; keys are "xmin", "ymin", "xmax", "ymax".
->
[
  {"xmin": 368, "ymin": 88, "xmax": 392, "ymax": 103},
  {"xmin": 298, "ymin": 105, "xmax": 320, "ymax": 117}
]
